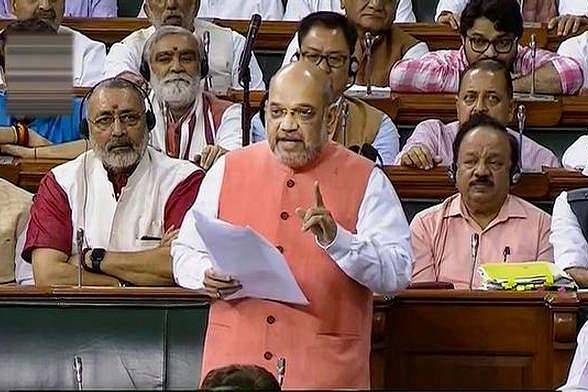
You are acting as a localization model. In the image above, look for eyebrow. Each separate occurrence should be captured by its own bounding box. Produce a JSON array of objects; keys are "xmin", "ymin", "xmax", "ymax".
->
[{"xmin": 302, "ymin": 45, "xmax": 347, "ymax": 55}]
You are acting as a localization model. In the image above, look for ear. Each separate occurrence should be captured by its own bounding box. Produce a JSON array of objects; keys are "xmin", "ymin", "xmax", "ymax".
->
[
  {"xmin": 143, "ymin": 1, "xmax": 151, "ymax": 19},
  {"xmin": 340, "ymin": 0, "xmax": 346, "ymax": 11},
  {"xmin": 10, "ymin": 0, "xmax": 16, "ymax": 15},
  {"xmin": 325, "ymin": 102, "xmax": 338, "ymax": 133}
]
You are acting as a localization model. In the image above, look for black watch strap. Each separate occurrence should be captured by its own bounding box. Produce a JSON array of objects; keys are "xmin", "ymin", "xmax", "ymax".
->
[{"xmin": 90, "ymin": 248, "xmax": 106, "ymax": 273}]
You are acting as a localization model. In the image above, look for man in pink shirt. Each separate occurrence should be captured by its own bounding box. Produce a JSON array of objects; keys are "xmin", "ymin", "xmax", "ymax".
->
[
  {"xmin": 389, "ymin": 0, "xmax": 583, "ymax": 94},
  {"xmin": 410, "ymin": 113, "xmax": 553, "ymax": 289},
  {"xmin": 395, "ymin": 59, "xmax": 560, "ymax": 172}
]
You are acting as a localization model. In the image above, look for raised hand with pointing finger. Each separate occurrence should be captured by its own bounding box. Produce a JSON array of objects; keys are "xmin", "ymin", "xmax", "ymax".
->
[{"xmin": 295, "ymin": 181, "xmax": 337, "ymax": 246}]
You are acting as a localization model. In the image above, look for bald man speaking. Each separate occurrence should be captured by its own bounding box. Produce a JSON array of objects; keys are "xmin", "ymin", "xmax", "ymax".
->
[{"xmin": 172, "ymin": 61, "xmax": 413, "ymax": 389}]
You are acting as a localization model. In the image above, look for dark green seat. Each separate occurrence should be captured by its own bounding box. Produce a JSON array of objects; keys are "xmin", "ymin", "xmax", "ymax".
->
[{"xmin": 118, "ymin": 0, "xmax": 143, "ymax": 17}]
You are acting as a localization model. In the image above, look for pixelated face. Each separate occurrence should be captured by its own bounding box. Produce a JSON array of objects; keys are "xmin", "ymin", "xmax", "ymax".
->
[
  {"xmin": 265, "ymin": 74, "xmax": 332, "ymax": 168},
  {"xmin": 456, "ymin": 68, "xmax": 515, "ymax": 125},
  {"xmin": 12, "ymin": 0, "xmax": 65, "ymax": 29},
  {"xmin": 145, "ymin": 0, "xmax": 199, "ymax": 29},
  {"xmin": 341, "ymin": 0, "xmax": 397, "ymax": 34},
  {"xmin": 87, "ymin": 87, "xmax": 149, "ymax": 171},
  {"xmin": 462, "ymin": 17, "xmax": 518, "ymax": 69},
  {"xmin": 455, "ymin": 126, "xmax": 512, "ymax": 211},
  {"xmin": 299, "ymin": 25, "xmax": 352, "ymax": 98}
]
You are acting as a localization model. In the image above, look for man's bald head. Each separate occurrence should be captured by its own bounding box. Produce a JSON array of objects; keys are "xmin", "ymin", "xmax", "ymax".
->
[{"xmin": 266, "ymin": 62, "xmax": 337, "ymax": 169}]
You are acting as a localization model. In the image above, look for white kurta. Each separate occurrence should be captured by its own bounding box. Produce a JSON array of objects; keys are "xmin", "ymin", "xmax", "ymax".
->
[
  {"xmin": 550, "ymin": 191, "xmax": 588, "ymax": 271},
  {"xmin": 561, "ymin": 135, "xmax": 588, "ymax": 172},
  {"xmin": 172, "ymin": 152, "xmax": 414, "ymax": 295},
  {"xmin": 104, "ymin": 20, "xmax": 265, "ymax": 94},
  {"xmin": 52, "ymin": 147, "xmax": 198, "ymax": 254},
  {"xmin": 558, "ymin": 32, "xmax": 588, "ymax": 91},
  {"xmin": 435, "ymin": 0, "xmax": 588, "ymax": 21},
  {"xmin": 282, "ymin": 0, "xmax": 416, "ymax": 22},
  {"xmin": 149, "ymin": 91, "xmax": 243, "ymax": 161},
  {"xmin": 137, "ymin": 0, "xmax": 284, "ymax": 20},
  {"xmin": 559, "ymin": 321, "xmax": 588, "ymax": 391}
]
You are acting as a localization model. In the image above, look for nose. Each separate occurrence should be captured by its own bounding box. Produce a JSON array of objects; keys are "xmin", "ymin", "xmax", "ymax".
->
[
  {"xmin": 472, "ymin": 97, "xmax": 488, "ymax": 114},
  {"xmin": 484, "ymin": 44, "xmax": 498, "ymax": 58},
  {"xmin": 473, "ymin": 161, "xmax": 491, "ymax": 178},
  {"xmin": 367, "ymin": 0, "xmax": 384, "ymax": 9},
  {"xmin": 38, "ymin": 0, "xmax": 51, "ymax": 10},
  {"xmin": 316, "ymin": 57, "xmax": 332, "ymax": 73},
  {"xmin": 169, "ymin": 55, "xmax": 184, "ymax": 73},
  {"xmin": 165, "ymin": 0, "xmax": 178, "ymax": 9},
  {"xmin": 111, "ymin": 116, "xmax": 127, "ymax": 137},
  {"xmin": 280, "ymin": 111, "xmax": 298, "ymax": 131}
]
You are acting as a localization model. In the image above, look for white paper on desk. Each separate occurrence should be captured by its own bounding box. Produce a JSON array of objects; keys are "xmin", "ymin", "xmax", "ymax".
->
[
  {"xmin": 345, "ymin": 85, "xmax": 391, "ymax": 97},
  {"xmin": 193, "ymin": 211, "xmax": 309, "ymax": 305}
]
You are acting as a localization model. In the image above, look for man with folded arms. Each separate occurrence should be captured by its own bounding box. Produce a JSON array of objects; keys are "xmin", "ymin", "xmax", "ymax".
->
[
  {"xmin": 395, "ymin": 59, "xmax": 560, "ymax": 172},
  {"xmin": 106, "ymin": 0, "xmax": 264, "ymax": 95},
  {"xmin": 23, "ymin": 78, "xmax": 204, "ymax": 286},
  {"xmin": 390, "ymin": 0, "xmax": 583, "ymax": 94},
  {"xmin": 143, "ymin": 26, "xmax": 242, "ymax": 169},
  {"xmin": 172, "ymin": 61, "xmax": 412, "ymax": 389},
  {"xmin": 410, "ymin": 113, "xmax": 553, "ymax": 289}
]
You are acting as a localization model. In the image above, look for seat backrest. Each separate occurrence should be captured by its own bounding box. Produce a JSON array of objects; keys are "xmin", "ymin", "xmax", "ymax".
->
[
  {"xmin": 412, "ymin": 0, "xmax": 439, "ymax": 22},
  {"xmin": 118, "ymin": 0, "xmax": 143, "ymax": 17}
]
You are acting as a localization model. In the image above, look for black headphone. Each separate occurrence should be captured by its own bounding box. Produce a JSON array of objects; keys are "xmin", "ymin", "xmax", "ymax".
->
[
  {"xmin": 79, "ymin": 77, "xmax": 157, "ymax": 139},
  {"xmin": 292, "ymin": 51, "xmax": 359, "ymax": 79},
  {"xmin": 139, "ymin": 39, "xmax": 210, "ymax": 82}
]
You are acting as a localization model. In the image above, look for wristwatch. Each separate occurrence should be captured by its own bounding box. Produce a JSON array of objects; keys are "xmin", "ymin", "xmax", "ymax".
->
[{"xmin": 89, "ymin": 248, "xmax": 106, "ymax": 273}]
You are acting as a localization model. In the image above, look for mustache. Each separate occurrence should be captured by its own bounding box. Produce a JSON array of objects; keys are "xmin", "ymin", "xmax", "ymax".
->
[
  {"xmin": 163, "ymin": 73, "xmax": 193, "ymax": 84},
  {"xmin": 36, "ymin": 10, "xmax": 56, "ymax": 19},
  {"xmin": 107, "ymin": 137, "xmax": 134, "ymax": 151},
  {"xmin": 470, "ymin": 177, "xmax": 494, "ymax": 186}
]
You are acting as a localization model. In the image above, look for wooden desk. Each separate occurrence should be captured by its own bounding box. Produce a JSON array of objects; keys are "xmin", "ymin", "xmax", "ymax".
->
[
  {"xmin": 0, "ymin": 19, "xmax": 574, "ymax": 54},
  {"xmin": 3, "ymin": 159, "xmax": 588, "ymax": 198},
  {"xmin": 225, "ymin": 89, "xmax": 588, "ymax": 127},
  {"xmin": 383, "ymin": 289, "xmax": 579, "ymax": 389},
  {"xmin": 0, "ymin": 287, "xmax": 581, "ymax": 390}
]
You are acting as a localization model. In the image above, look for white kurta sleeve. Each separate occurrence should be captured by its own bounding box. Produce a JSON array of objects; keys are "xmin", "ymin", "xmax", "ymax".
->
[
  {"xmin": 559, "ymin": 321, "xmax": 588, "ymax": 391},
  {"xmin": 282, "ymin": 33, "xmax": 300, "ymax": 68},
  {"xmin": 562, "ymin": 135, "xmax": 588, "ymax": 170},
  {"xmin": 15, "ymin": 222, "xmax": 33, "ymax": 285},
  {"xmin": 282, "ymin": 0, "xmax": 315, "ymax": 21},
  {"xmin": 435, "ymin": 0, "xmax": 468, "ymax": 20},
  {"xmin": 104, "ymin": 40, "xmax": 142, "ymax": 79},
  {"xmin": 559, "ymin": 0, "xmax": 588, "ymax": 16},
  {"xmin": 258, "ymin": 0, "xmax": 284, "ymax": 20},
  {"xmin": 230, "ymin": 31, "xmax": 266, "ymax": 90},
  {"xmin": 77, "ymin": 39, "xmax": 106, "ymax": 87},
  {"xmin": 320, "ymin": 167, "xmax": 413, "ymax": 294},
  {"xmin": 215, "ymin": 103, "xmax": 243, "ymax": 150},
  {"xmin": 401, "ymin": 42, "xmax": 430, "ymax": 60},
  {"xmin": 550, "ymin": 191, "xmax": 588, "ymax": 271},
  {"xmin": 395, "ymin": 0, "xmax": 416, "ymax": 22},
  {"xmin": 172, "ymin": 156, "xmax": 225, "ymax": 289},
  {"xmin": 372, "ymin": 115, "xmax": 400, "ymax": 166}
]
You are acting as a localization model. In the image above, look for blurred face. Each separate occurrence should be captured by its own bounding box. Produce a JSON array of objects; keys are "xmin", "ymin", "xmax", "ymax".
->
[
  {"xmin": 341, "ymin": 0, "xmax": 397, "ymax": 34},
  {"xmin": 463, "ymin": 17, "xmax": 518, "ymax": 69},
  {"xmin": 145, "ymin": 0, "xmax": 199, "ymax": 29},
  {"xmin": 455, "ymin": 126, "xmax": 512, "ymax": 213},
  {"xmin": 266, "ymin": 74, "xmax": 333, "ymax": 168},
  {"xmin": 457, "ymin": 68, "xmax": 515, "ymax": 125},
  {"xmin": 87, "ymin": 87, "xmax": 149, "ymax": 171},
  {"xmin": 12, "ymin": 0, "xmax": 64, "ymax": 29},
  {"xmin": 149, "ymin": 33, "xmax": 201, "ymax": 108},
  {"xmin": 299, "ymin": 25, "xmax": 351, "ymax": 97}
]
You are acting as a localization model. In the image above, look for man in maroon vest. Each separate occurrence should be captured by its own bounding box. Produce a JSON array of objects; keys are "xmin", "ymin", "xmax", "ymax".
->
[
  {"xmin": 142, "ymin": 25, "xmax": 243, "ymax": 170},
  {"xmin": 172, "ymin": 61, "xmax": 413, "ymax": 389}
]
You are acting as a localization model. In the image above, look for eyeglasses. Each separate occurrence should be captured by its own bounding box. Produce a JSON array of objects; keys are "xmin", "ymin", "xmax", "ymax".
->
[
  {"xmin": 268, "ymin": 105, "xmax": 321, "ymax": 124},
  {"xmin": 300, "ymin": 51, "xmax": 348, "ymax": 69},
  {"xmin": 89, "ymin": 112, "xmax": 143, "ymax": 131},
  {"xmin": 466, "ymin": 35, "xmax": 518, "ymax": 54}
]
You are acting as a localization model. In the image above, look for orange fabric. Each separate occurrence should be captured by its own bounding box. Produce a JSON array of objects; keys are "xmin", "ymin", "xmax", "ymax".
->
[{"xmin": 202, "ymin": 142, "xmax": 374, "ymax": 389}]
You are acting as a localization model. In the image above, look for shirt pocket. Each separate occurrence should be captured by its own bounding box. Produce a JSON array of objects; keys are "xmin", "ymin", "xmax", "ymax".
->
[{"xmin": 135, "ymin": 218, "xmax": 163, "ymax": 249}]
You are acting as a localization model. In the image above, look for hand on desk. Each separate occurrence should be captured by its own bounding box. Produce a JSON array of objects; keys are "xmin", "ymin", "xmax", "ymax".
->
[
  {"xmin": 400, "ymin": 144, "xmax": 442, "ymax": 170},
  {"xmin": 548, "ymin": 15, "xmax": 587, "ymax": 37},
  {"xmin": 296, "ymin": 182, "xmax": 337, "ymax": 246},
  {"xmin": 159, "ymin": 226, "xmax": 179, "ymax": 248},
  {"xmin": 437, "ymin": 11, "xmax": 459, "ymax": 30},
  {"xmin": 203, "ymin": 268, "xmax": 242, "ymax": 300}
]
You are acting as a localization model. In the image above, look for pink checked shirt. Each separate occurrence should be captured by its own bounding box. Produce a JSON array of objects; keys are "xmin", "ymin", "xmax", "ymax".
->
[
  {"xmin": 389, "ymin": 46, "xmax": 584, "ymax": 94},
  {"xmin": 410, "ymin": 193, "xmax": 554, "ymax": 289},
  {"xmin": 394, "ymin": 120, "xmax": 561, "ymax": 171}
]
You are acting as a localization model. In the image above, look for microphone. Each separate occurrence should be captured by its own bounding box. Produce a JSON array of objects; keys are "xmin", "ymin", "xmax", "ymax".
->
[
  {"xmin": 73, "ymin": 356, "xmax": 83, "ymax": 390},
  {"xmin": 276, "ymin": 357, "xmax": 286, "ymax": 387},
  {"xmin": 76, "ymin": 228, "xmax": 84, "ymax": 288},
  {"xmin": 202, "ymin": 31, "xmax": 212, "ymax": 92},
  {"xmin": 363, "ymin": 32, "xmax": 375, "ymax": 96},
  {"xmin": 238, "ymin": 13, "xmax": 262, "ymax": 86},
  {"xmin": 469, "ymin": 233, "xmax": 480, "ymax": 289},
  {"xmin": 529, "ymin": 34, "xmax": 537, "ymax": 96},
  {"xmin": 516, "ymin": 104, "xmax": 526, "ymax": 171}
]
